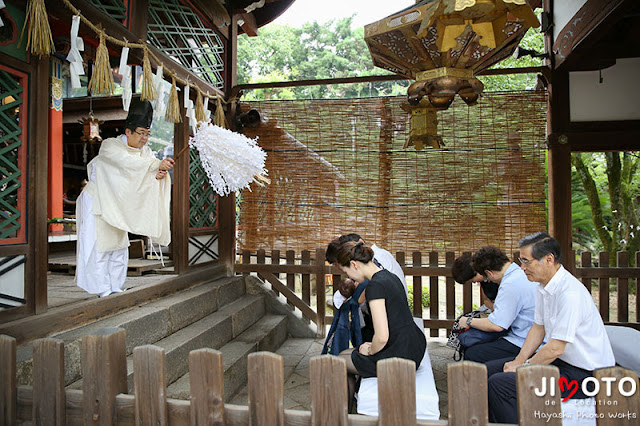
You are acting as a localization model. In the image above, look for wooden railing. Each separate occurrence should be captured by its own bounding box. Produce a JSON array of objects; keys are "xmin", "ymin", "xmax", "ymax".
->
[
  {"xmin": 2, "ymin": 331, "xmax": 638, "ymax": 425},
  {"xmin": 236, "ymin": 249, "xmax": 640, "ymax": 335}
]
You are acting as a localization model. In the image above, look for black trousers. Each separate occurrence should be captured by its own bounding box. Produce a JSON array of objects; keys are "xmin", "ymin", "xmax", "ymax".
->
[
  {"xmin": 487, "ymin": 357, "xmax": 594, "ymax": 424},
  {"xmin": 464, "ymin": 337, "xmax": 521, "ymax": 364}
]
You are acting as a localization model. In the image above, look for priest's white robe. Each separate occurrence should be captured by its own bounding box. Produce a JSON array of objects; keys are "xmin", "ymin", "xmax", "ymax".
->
[{"xmin": 76, "ymin": 135, "xmax": 171, "ymax": 295}]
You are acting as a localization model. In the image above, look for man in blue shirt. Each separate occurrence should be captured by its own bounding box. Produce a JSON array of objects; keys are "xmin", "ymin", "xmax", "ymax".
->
[{"xmin": 457, "ymin": 246, "xmax": 537, "ymax": 363}]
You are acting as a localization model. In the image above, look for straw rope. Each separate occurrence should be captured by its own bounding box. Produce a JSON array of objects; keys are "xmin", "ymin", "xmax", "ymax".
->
[
  {"xmin": 165, "ymin": 75, "xmax": 182, "ymax": 123},
  {"xmin": 60, "ymin": 0, "xmax": 232, "ymax": 112},
  {"xmin": 87, "ymin": 30, "xmax": 115, "ymax": 95},
  {"xmin": 20, "ymin": 0, "xmax": 55, "ymax": 57}
]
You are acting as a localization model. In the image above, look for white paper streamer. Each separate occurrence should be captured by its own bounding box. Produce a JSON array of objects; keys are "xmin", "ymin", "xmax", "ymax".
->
[
  {"xmin": 0, "ymin": 0, "xmax": 5, "ymax": 27},
  {"xmin": 121, "ymin": 66, "xmax": 132, "ymax": 111},
  {"xmin": 119, "ymin": 47, "xmax": 132, "ymax": 111},
  {"xmin": 67, "ymin": 15, "xmax": 85, "ymax": 89},
  {"xmin": 189, "ymin": 123, "xmax": 268, "ymax": 196},
  {"xmin": 183, "ymin": 85, "xmax": 190, "ymax": 107},
  {"xmin": 153, "ymin": 66, "xmax": 166, "ymax": 119},
  {"xmin": 118, "ymin": 46, "xmax": 129, "ymax": 74}
]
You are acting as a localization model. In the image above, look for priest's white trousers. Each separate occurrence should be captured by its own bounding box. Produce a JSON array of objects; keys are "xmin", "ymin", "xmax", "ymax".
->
[{"xmin": 75, "ymin": 190, "xmax": 128, "ymax": 296}]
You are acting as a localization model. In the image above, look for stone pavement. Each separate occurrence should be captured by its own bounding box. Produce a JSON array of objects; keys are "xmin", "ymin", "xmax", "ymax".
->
[{"xmin": 230, "ymin": 336, "xmax": 457, "ymax": 420}]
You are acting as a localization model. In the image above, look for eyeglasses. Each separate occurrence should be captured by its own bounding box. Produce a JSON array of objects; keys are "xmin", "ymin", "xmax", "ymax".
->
[
  {"xmin": 134, "ymin": 130, "xmax": 151, "ymax": 138},
  {"xmin": 518, "ymin": 257, "xmax": 538, "ymax": 265}
]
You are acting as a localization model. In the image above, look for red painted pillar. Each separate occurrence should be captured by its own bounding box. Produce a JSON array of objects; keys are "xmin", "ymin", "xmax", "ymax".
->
[{"xmin": 48, "ymin": 60, "xmax": 64, "ymax": 233}]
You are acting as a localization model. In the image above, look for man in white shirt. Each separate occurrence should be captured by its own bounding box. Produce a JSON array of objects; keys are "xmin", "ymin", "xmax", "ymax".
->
[{"xmin": 487, "ymin": 232, "xmax": 615, "ymax": 423}]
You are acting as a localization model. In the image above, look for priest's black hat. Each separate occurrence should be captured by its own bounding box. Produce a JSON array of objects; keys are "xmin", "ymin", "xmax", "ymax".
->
[{"xmin": 125, "ymin": 100, "xmax": 153, "ymax": 130}]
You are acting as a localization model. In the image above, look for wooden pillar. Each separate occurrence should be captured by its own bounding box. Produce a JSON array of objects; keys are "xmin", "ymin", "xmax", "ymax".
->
[
  {"xmin": 48, "ymin": 61, "xmax": 64, "ymax": 233},
  {"xmin": 218, "ymin": 14, "xmax": 239, "ymax": 274},
  {"xmin": 127, "ymin": 0, "xmax": 150, "ymax": 41},
  {"xmin": 547, "ymin": 68, "xmax": 573, "ymax": 271},
  {"xmin": 171, "ymin": 91, "xmax": 190, "ymax": 274},
  {"xmin": 32, "ymin": 57, "xmax": 50, "ymax": 314}
]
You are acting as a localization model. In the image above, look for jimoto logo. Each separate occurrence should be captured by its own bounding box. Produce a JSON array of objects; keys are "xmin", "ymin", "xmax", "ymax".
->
[{"xmin": 534, "ymin": 376, "xmax": 637, "ymax": 402}]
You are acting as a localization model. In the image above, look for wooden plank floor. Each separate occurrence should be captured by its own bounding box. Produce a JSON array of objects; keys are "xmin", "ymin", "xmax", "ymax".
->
[{"xmin": 49, "ymin": 252, "xmax": 173, "ymax": 276}]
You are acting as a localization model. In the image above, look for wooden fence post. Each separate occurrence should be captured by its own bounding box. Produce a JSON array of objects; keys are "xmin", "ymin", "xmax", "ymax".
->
[
  {"xmin": 247, "ymin": 352, "xmax": 284, "ymax": 426},
  {"xmin": 378, "ymin": 358, "xmax": 416, "ymax": 425},
  {"xmin": 447, "ymin": 361, "xmax": 488, "ymax": 425},
  {"xmin": 0, "ymin": 335, "xmax": 16, "ymax": 426},
  {"xmin": 580, "ymin": 252, "xmax": 592, "ymax": 293},
  {"xmin": 517, "ymin": 365, "xmax": 561, "ymax": 425},
  {"xmin": 594, "ymin": 366, "xmax": 640, "ymax": 424},
  {"xmin": 302, "ymin": 250, "xmax": 311, "ymax": 306},
  {"xmin": 81, "ymin": 328, "xmax": 127, "ymax": 425},
  {"xmin": 189, "ymin": 349, "xmax": 225, "ymax": 425},
  {"xmin": 316, "ymin": 248, "xmax": 326, "ymax": 337},
  {"xmin": 286, "ymin": 250, "xmax": 295, "ymax": 308},
  {"xmin": 242, "ymin": 250, "xmax": 251, "ymax": 277},
  {"xmin": 32, "ymin": 338, "xmax": 65, "ymax": 425},
  {"xmin": 309, "ymin": 356, "xmax": 348, "ymax": 426},
  {"xmin": 425, "ymin": 251, "xmax": 439, "ymax": 337},
  {"xmin": 617, "ymin": 251, "xmax": 629, "ymax": 322},
  {"xmin": 599, "ymin": 252, "xmax": 610, "ymax": 321},
  {"xmin": 272, "ymin": 249, "xmax": 281, "ymax": 289},
  {"xmin": 133, "ymin": 345, "xmax": 168, "ymax": 425},
  {"xmin": 445, "ymin": 252, "xmax": 456, "ymax": 332},
  {"xmin": 460, "ymin": 251, "xmax": 473, "ymax": 313}
]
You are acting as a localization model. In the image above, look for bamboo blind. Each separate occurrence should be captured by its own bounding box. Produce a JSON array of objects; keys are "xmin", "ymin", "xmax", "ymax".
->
[{"xmin": 239, "ymin": 92, "xmax": 548, "ymax": 256}]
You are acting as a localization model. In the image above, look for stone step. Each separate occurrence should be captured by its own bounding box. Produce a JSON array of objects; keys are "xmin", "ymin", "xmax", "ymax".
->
[
  {"xmin": 16, "ymin": 275, "xmax": 246, "ymax": 386},
  {"xmin": 68, "ymin": 293, "xmax": 267, "ymax": 392},
  {"xmin": 166, "ymin": 314, "xmax": 289, "ymax": 401}
]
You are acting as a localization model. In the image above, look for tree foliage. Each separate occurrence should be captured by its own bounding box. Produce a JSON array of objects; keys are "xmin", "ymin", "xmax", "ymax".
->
[
  {"xmin": 237, "ymin": 16, "xmax": 409, "ymax": 100},
  {"xmin": 572, "ymin": 152, "xmax": 640, "ymax": 265}
]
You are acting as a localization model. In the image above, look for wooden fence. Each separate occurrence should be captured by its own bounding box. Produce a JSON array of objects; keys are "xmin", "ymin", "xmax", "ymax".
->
[
  {"xmin": 235, "ymin": 249, "xmax": 640, "ymax": 336},
  {"xmin": 2, "ymin": 331, "xmax": 638, "ymax": 425}
]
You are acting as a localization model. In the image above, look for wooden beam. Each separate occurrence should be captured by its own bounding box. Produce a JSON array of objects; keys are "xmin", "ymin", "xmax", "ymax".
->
[
  {"xmin": 553, "ymin": 0, "xmax": 634, "ymax": 70},
  {"xmin": 232, "ymin": 66, "xmax": 548, "ymax": 96},
  {"xmin": 45, "ymin": 0, "xmax": 223, "ymax": 98},
  {"xmin": 239, "ymin": 12, "xmax": 258, "ymax": 37},
  {"xmin": 127, "ymin": 0, "xmax": 150, "ymax": 41},
  {"xmin": 563, "ymin": 130, "xmax": 640, "ymax": 152},
  {"xmin": 190, "ymin": 0, "xmax": 231, "ymax": 30}
]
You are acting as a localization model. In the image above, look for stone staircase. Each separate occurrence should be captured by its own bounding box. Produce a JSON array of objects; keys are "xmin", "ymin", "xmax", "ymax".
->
[{"xmin": 14, "ymin": 273, "xmax": 315, "ymax": 402}]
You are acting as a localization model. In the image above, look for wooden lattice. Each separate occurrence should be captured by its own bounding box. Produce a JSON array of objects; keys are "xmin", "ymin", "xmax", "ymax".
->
[
  {"xmin": 90, "ymin": 0, "xmax": 127, "ymax": 22},
  {"xmin": 239, "ymin": 92, "xmax": 548, "ymax": 255},
  {"xmin": 147, "ymin": 0, "xmax": 225, "ymax": 90},
  {"xmin": 0, "ymin": 68, "xmax": 26, "ymax": 243},
  {"xmin": 189, "ymin": 149, "xmax": 218, "ymax": 229}
]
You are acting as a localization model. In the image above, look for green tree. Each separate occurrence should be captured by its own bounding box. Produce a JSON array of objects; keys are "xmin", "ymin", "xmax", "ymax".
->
[
  {"xmin": 572, "ymin": 152, "xmax": 640, "ymax": 265},
  {"xmin": 237, "ymin": 16, "xmax": 408, "ymax": 99}
]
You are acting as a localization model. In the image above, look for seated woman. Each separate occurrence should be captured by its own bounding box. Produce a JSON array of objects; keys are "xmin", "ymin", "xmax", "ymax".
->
[{"xmin": 333, "ymin": 240, "xmax": 426, "ymax": 411}]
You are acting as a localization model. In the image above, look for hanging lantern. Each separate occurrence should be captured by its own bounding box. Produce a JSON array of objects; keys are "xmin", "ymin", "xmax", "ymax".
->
[
  {"xmin": 364, "ymin": 0, "xmax": 539, "ymax": 149},
  {"xmin": 79, "ymin": 113, "xmax": 102, "ymax": 143}
]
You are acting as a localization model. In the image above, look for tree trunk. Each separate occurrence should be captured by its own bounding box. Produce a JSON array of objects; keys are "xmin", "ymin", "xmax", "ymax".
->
[{"xmin": 572, "ymin": 153, "xmax": 613, "ymax": 263}]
